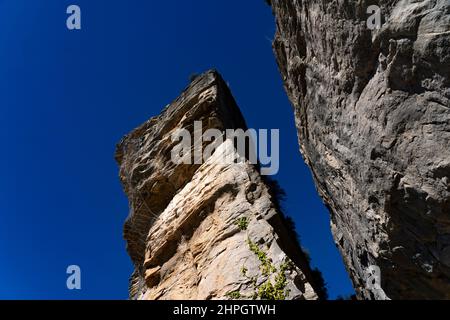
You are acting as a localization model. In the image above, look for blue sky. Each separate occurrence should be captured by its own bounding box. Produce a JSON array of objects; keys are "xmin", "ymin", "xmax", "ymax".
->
[{"xmin": 0, "ymin": 0, "xmax": 354, "ymax": 299}]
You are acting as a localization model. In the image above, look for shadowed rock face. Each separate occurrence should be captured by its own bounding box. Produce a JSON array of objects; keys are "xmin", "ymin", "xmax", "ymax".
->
[
  {"xmin": 115, "ymin": 71, "xmax": 318, "ymax": 300},
  {"xmin": 271, "ymin": 0, "xmax": 450, "ymax": 299}
]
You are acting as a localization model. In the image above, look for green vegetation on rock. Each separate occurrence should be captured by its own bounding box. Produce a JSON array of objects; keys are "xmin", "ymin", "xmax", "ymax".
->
[{"xmin": 235, "ymin": 217, "xmax": 249, "ymax": 231}]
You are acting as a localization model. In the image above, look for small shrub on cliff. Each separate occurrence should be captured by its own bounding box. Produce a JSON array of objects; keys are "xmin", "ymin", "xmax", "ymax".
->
[
  {"xmin": 247, "ymin": 239, "xmax": 276, "ymax": 276},
  {"xmin": 262, "ymin": 176, "xmax": 329, "ymax": 300},
  {"xmin": 235, "ymin": 217, "xmax": 249, "ymax": 231},
  {"xmin": 257, "ymin": 263, "xmax": 290, "ymax": 301}
]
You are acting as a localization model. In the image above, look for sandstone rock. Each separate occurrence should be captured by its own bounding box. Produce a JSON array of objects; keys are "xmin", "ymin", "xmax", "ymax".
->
[
  {"xmin": 271, "ymin": 0, "xmax": 450, "ymax": 299},
  {"xmin": 116, "ymin": 70, "xmax": 318, "ymax": 300}
]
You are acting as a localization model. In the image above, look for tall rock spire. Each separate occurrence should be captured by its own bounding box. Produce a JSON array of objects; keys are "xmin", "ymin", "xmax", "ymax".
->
[{"xmin": 116, "ymin": 70, "xmax": 318, "ymax": 300}]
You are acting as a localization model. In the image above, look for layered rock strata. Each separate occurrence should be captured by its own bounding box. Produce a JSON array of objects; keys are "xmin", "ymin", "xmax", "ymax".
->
[{"xmin": 116, "ymin": 70, "xmax": 318, "ymax": 300}]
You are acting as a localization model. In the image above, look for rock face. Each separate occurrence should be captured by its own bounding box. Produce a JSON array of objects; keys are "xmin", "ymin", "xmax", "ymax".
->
[
  {"xmin": 272, "ymin": 0, "xmax": 450, "ymax": 299},
  {"xmin": 115, "ymin": 71, "xmax": 318, "ymax": 300}
]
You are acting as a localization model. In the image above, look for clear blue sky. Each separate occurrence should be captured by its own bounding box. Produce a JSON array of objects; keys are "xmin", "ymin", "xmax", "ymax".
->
[{"xmin": 0, "ymin": 0, "xmax": 354, "ymax": 299}]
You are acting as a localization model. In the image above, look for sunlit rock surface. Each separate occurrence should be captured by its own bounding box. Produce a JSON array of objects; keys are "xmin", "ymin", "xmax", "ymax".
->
[{"xmin": 116, "ymin": 70, "xmax": 318, "ymax": 300}]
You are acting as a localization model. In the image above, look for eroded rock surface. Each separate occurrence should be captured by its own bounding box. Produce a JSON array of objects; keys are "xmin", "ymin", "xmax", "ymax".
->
[
  {"xmin": 272, "ymin": 0, "xmax": 450, "ymax": 299},
  {"xmin": 116, "ymin": 70, "xmax": 318, "ymax": 300}
]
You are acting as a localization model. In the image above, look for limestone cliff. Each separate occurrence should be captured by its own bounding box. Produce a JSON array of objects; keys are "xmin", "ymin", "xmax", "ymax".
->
[
  {"xmin": 271, "ymin": 0, "xmax": 450, "ymax": 299},
  {"xmin": 115, "ymin": 70, "xmax": 318, "ymax": 300}
]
